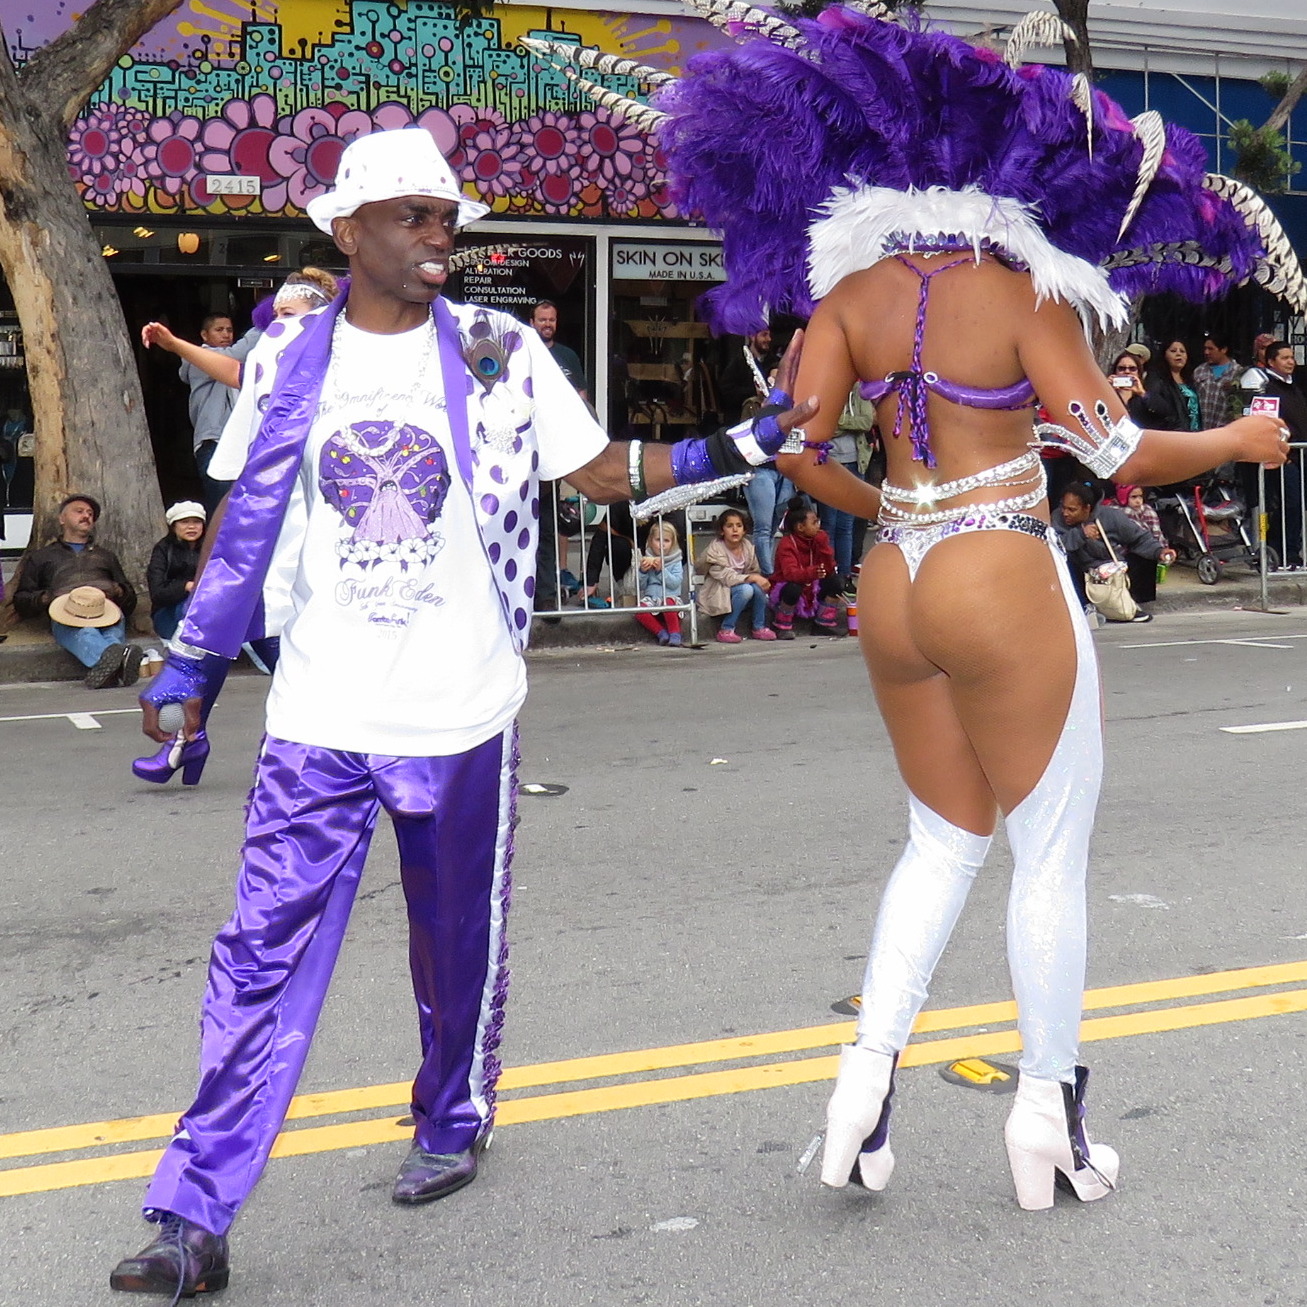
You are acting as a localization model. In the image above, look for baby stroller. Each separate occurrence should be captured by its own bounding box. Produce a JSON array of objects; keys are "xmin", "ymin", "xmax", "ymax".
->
[{"xmin": 1153, "ymin": 471, "xmax": 1268, "ymax": 584}]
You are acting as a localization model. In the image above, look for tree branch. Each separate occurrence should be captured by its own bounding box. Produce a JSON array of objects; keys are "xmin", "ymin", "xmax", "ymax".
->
[
  {"xmin": 19, "ymin": 0, "xmax": 184, "ymax": 131},
  {"xmin": 1266, "ymin": 65, "xmax": 1307, "ymax": 134}
]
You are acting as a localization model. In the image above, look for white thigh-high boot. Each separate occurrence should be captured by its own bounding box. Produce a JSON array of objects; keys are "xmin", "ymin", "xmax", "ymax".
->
[
  {"xmin": 1002, "ymin": 544, "xmax": 1118, "ymax": 1209},
  {"xmin": 821, "ymin": 797, "xmax": 992, "ymax": 1189}
]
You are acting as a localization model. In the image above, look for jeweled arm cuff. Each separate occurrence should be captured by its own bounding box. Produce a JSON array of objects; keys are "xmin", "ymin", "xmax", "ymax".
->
[
  {"xmin": 632, "ymin": 474, "xmax": 754, "ymax": 523},
  {"xmin": 168, "ymin": 637, "xmax": 227, "ymax": 662},
  {"xmin": 1033, "ymin": 402, "xmax": 1144, "ymax": 478}
]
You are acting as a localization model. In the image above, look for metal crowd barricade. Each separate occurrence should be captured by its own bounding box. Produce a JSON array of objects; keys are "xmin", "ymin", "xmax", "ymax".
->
[
  {"xmin": 534, "ymin": 480, "xmax": 702, "ymax": 645},
  {"xmin": 1256, "ymin": 443, "xmax": 1307, "ymax": 610}
]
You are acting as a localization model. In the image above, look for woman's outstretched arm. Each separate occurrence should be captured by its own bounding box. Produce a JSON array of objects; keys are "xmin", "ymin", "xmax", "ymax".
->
[
  {"xmin": 141, "ymin": 322, "xmax": 242, "ymax": 389},
  {"xmin": 1017, "ymin": 296, "xmax": 1286, "ymax": 485}
]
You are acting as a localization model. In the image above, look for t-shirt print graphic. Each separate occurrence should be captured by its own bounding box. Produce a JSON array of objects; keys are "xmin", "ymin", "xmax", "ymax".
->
[{"xmin": 318, "ymin": 419, "xmax": 452, "ymax": 629}]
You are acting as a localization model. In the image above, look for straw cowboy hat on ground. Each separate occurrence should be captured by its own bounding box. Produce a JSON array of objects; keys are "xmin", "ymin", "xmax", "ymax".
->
[{"xmin": 48, "ymin": 585, "xmax": 122, "ymax": 628}]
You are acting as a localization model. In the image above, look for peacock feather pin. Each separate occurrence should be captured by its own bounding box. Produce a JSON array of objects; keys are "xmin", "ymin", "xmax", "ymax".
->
[{"xmin": 462, "ymin": 311, "xmax": 522, "ymax": 391}]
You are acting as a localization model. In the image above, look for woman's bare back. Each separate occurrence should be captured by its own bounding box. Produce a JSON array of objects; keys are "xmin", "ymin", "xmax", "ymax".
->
[{"xmin": 819, "ymin": 255, "xmax": 1046, "ymax": 494}]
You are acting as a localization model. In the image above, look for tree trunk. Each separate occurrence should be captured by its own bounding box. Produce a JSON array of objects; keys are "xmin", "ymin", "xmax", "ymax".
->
[
  {"xmin": 0, "ymin": 91, "xmax": 159, "ymax": 598},
  {"xmin": 1092, "ymin": 302, "xmax": 1142, "ymax": 373},
  {"xmin": 1054, "ymin": 0, "xmax": 1094, "ymax": 78}
]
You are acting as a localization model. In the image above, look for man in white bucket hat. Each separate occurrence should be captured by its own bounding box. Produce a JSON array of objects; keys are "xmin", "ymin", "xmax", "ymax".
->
[
  {"xmin": 304, "ymin": 124, "xmax": 489, "ymax": 232},
  {"xmin": 115, "ymin": 125, "xmax": 817, "ymax": 1297}
]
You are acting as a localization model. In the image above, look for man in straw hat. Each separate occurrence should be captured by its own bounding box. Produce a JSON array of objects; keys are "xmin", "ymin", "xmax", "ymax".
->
[
  {"xmin": 113, "ymin": 125, "xmax": 817, "ymax": 1296},
  {"xmin": 11, "ymin": 493, "xmax": 141, "ymax": 688}
]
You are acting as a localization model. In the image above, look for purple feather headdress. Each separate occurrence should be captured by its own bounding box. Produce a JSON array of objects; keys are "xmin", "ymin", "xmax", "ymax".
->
[{"xmin": 536, "ymin": 2, "xmax": 1305, "ymax": 333}]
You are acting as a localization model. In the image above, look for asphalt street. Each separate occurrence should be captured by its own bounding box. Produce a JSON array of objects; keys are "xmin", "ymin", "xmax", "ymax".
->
[{"xmin": 2, "ymin": 607, "xmax": 1307, "ymax": 1306}]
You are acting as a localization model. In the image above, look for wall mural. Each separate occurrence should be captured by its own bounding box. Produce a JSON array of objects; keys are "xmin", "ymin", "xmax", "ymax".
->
[{"xmin": 7, "ymin": 1, "xmax": 730, "ymax": 221}]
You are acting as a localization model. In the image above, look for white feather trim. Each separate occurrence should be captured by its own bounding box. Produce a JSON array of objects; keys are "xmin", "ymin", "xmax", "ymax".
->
[{"xmin": 806, "ymin": 183, "xmax": 1130, "ymax": 330}]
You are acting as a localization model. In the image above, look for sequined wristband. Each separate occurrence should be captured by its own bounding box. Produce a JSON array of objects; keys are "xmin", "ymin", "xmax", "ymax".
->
[
  {"xmin": 670, "ymin": 402, "xmax": 798, "ymax": 485},
  {"xmin": 670, "ymin": 437, "xmax": 718, "ymax": 485}
]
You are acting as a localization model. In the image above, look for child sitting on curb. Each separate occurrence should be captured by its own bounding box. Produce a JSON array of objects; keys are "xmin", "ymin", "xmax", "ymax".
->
[
  {"xmin": 696, "ymin": 508, "xmax": 776, "ymax": 644},
  {"xmin": 634, "ymin": 520, "xmax": 685, "ymax": 646},
  {"xmin": 771, "ymin": 498, "xmax": 844, "ymax": 639}
]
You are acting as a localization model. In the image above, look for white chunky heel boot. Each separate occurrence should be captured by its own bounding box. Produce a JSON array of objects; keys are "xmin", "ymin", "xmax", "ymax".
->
[
  {"xmin": 1004, "ymin": 1067, "xmax": 1119, "ymax": 1211},
  {"xmin": 820, "ymin": 1045, "xmax": 897, "ymax": 1190}
]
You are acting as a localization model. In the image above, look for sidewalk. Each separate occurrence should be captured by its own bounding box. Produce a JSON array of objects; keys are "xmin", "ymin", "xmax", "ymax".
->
[{"xmin": 3, "ymin": 559, "xmax": 1304, "ymax": 683}]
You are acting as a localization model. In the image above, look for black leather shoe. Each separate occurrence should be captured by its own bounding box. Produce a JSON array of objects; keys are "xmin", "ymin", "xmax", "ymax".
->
[
  {"xmin": 391, "ymin": 1134, "xmax": 489, "ymax": 1205},
  {"xmin": 109, "ymin": 1212, "xmax": 229, "ymax": 1297}
]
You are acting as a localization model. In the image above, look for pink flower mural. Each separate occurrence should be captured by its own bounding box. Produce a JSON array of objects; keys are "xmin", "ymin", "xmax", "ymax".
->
[
  {"xmin": 270, "ymin": 105, "xmax": 374, "ymax": 209},
  {"xmin": 199, "ymin": 94, "xmax": 287, "ymax": 210},
  {"xmin": 449, "ymin": 105, "xmax": 523, "ymax": 199},
  {"xmin": 576, "ymin": 107, "xmax": 644, "ymax": 187},
  {"xmin": 141, "ymin": 113, "xmax": 207, "ymax": 199},
  {"xmin": 68, "ymin": 105, "xmax": 150, "ymax": 207},
  {"xmin": 509, "ymin": 110, "xmax": 581, "ymax": 181},
  {"xmin": 62, "ymin": 8, "xmax": 691, "ymax": 221}
]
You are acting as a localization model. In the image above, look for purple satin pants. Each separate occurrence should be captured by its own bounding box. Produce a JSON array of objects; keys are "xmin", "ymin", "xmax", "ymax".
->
[{"xmin": 143, "ymin": 729, "xmax": 518, "ymax": 1236}]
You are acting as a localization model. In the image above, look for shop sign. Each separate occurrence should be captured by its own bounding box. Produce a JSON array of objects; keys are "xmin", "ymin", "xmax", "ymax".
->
[
  {"xmin": 612, "ymin": 242, "xmax": 725, "ymax": 283},
  {"xmin": 453, "ymin": 241, "xmax": 588, "ymax": 315}
]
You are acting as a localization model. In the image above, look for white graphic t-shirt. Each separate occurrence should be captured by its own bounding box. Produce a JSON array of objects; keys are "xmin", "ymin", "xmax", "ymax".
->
[{"xmin": 210, "ymin": 307, "xmax": 605, "ymax": 756}]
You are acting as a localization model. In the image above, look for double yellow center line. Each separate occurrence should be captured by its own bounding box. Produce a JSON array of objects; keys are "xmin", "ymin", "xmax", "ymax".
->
[{"xmin": 4, "ymin": 959, "xmax": 1306, "ymax": 1199}]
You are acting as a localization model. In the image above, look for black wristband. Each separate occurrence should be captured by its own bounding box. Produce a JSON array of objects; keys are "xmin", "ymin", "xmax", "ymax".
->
[{"xmin": 704, "ymin": 403, "xmax": 787, "ymax": 475}]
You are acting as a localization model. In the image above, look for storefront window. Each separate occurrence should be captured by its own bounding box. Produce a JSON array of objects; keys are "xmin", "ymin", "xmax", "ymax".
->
[
  {"xmin": 0, "ymin": 298, "xmax": 33, "ymax": 544},
  {"xmin": 609, "ymin": 239, "xmax": 728, "ymax": 440},
  {"xmin": 444, "ymin": 236, "xmax": 593, "ymax": 392}
]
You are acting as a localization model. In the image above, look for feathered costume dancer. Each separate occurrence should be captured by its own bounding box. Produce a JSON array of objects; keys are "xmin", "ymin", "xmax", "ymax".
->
[{"xmin": 534, "ymin": 1, "xmax": 1304, "ymax": 1209}]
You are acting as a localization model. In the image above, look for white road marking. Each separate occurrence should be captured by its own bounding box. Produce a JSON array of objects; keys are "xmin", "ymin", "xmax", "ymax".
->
[
  {"xmin": 1120, "ymin": 635, "xmax": 1306, "ymax": 649},
  {"xmin": 1220, "ymin": 720, "xmax": 1307, "ymax": 735},
  {"xmin": 1108, "ymin": 893, "xmax": 1171, "ymax": 909},
  {"xmin": 0, "ymin": 708, "xmax": 139, "ymax": 728}
]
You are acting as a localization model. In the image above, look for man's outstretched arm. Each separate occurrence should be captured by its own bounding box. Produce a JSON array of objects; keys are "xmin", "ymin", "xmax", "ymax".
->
[{"xmin": 566, "ymin": 331, "xmax": 818, "ymax": 505}]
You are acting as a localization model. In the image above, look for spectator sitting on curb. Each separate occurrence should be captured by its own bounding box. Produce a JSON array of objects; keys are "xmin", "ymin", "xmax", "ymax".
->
[
  {"xmin": 1052, "ymin": 482, "xmax": 1175, "ymax": 623},
  {"xmin": 696, "ymin": 507, "xmax": 774, "ymax": 644},
  {"xmin": 633, "ymin": 519, "xmax": 685, "ymax": 646},
  {"xmin": 11, "ymin": 493, "xmax": 142, "ymax": 686},
  {"xmin": 147, "ymin": 501, "xmax": 207, "ymax": 642},
  {"xmin": 1114, "ymin": 484, "xmax": 1168, "ymax": 548},
  {"xmin": 771, "ymin": 497, "xmax": 844, "ymax": 639}
]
